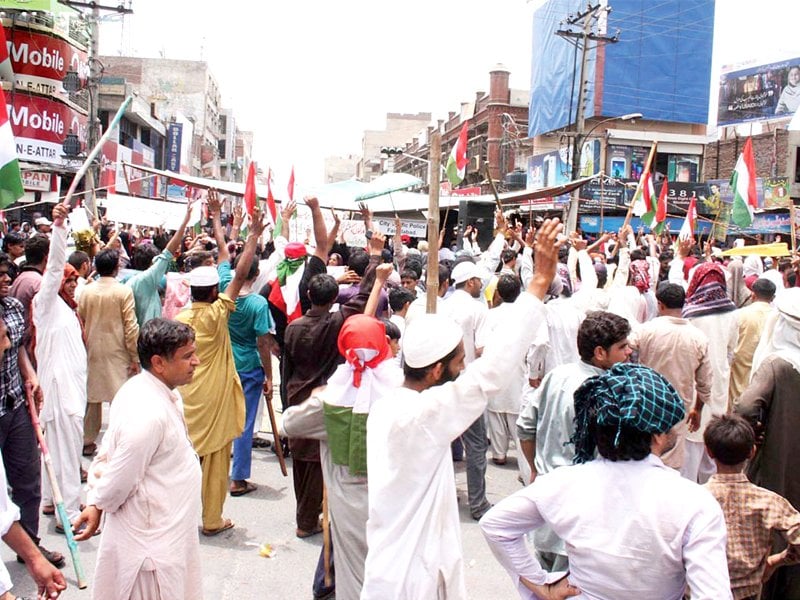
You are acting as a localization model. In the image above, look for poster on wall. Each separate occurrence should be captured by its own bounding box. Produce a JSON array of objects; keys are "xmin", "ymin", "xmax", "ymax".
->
[
  {"xmin": 717, "ymin": 57, "xmax": 800, "ymax": 126},
  {"xmin": 763, "ymin": 177, "xmax": 791, "ymax": 208}
]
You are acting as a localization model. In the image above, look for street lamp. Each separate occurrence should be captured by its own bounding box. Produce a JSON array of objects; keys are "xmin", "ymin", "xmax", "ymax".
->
[{"xmin": 565, "ymin": 112, "xmax": 643, "ymax": 233}]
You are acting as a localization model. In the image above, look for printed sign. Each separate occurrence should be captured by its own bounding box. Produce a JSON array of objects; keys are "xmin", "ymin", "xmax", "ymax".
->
[
  {"xmin": 763, "ymin": 177, "xmax": 791, "ymax": 209},
  {"xmin": 374, "ymin": 218, "xmax": 427, "ymax": 238},
  {"xmin": 20, "ymin": 170, "xmax": 51, "ymax": 191},
  {"xmin": 101, "ymin": 194, "xmax": 202, "ymax": 230},
  {"xmin": 166, "ymin": 123, "xmax": 183, "ymax": 172}
]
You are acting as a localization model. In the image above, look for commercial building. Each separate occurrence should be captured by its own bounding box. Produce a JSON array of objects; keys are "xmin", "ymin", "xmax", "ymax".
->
[
  {"xmin": 393, "ymin": 65, "xmax": 530, "ymax": 191},
  {"xmin": 357, "ymin": 112, "xmax": 431, "ymax": 182},
  {"xmin": 526, "ymin": 0, "xmax": 716, "ymax": 232}
]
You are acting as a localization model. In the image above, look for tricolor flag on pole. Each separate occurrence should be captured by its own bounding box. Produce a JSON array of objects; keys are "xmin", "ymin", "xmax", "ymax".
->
[
  {"xmin": 445, "ymin": 122, "xmax": 469, "ymax": 186},
  {"xmin": 0, "ymin": 24, "xmax": 15, "ymax": 83},
  {"xmin": 266, "ymin": 168, "xmax": 277, "ymax": 224},
  {"xmin": 653, "ymin": 179, "xmax": 668, "ymax": 233},
  {"xmin": 0, "ymin": 87, "xmax": 24, "ymax": 209},
  {"xmin": 631, "ymin": 168, "xmax": 656, "ymax": 226},
  {"xmin": 678, "ymin": 196, "xmax": 697, "ymax": 241},
  {"xmin": 243, "ymin": 162, "xmax": 257, "ymax": 218},
  {"xmin": 287, "ymin": 165, "xmax": 295, "ymax": 202},
  {"xmin": 730, "ymin": 137, "xmax": 758, "ymax": 228}
]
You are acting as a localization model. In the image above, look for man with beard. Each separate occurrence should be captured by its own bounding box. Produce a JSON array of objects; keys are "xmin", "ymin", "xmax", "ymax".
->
[{"xmin": 359, "ymin": 218, "xmax": 562, "ymax": 600}]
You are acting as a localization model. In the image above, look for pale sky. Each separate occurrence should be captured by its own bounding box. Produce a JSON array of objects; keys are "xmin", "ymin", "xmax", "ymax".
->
[{"xmin": 98, "ymin": 0, "xmax": 800, "ymax": 188}]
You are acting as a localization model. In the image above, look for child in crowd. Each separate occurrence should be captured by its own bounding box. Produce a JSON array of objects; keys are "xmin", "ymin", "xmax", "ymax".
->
[{"xmin": 704, "ymin": 414, "xmax": 800, "ymax": 600}]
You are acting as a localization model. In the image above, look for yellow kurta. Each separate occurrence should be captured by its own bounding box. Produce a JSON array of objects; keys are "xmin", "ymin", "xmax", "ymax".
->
[
  {"xmin": 729, "ymin": 301, "xmax": 774, "ymax": 402},
  {"xmin": 176, "ymin": 294, "xmax": 245, "ymax": 456},
  {"xmin": 78, "ymin": 277, "xmax": 140, "ymax": 404}
]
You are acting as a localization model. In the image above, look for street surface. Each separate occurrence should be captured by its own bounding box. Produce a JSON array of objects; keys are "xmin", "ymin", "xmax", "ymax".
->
[{"xmin": 2, "ymin": 412, "xmax": 526, "ymax": 599}]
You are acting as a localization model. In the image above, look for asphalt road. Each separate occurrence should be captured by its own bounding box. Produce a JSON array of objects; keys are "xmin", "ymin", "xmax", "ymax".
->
[{"xmin": 2, "ymin": 418, "xmax": 527, "ymax": 599}]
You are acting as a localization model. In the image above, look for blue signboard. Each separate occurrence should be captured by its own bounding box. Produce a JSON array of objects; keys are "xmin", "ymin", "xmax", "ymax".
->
[{"xmin": 166, "ymin": 123, "xmax": 183, "ymax": 173}]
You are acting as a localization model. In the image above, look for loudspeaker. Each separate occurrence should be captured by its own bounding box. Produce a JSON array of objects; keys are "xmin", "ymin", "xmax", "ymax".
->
[{"xmin": 457, "ymin": 200, "xmax": 496, "ymax": 251}]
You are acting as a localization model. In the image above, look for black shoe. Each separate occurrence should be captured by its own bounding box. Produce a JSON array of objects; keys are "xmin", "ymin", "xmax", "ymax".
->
[
  {"xmin": 252, "ymin": 437, "xmax": 271, "ymax": 449},
  {"xmin": 17, "ymin": 545, "xmax": 66, "ymax": 568},
  {"xmin": 471, "ymin": 504, "xmax": 493, "ymax": 521}
]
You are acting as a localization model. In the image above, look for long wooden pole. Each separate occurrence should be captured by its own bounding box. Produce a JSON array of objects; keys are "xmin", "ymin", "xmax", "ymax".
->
[
  {"xmin": 622, "ymin": 141, "xmax": 658, "ymax": 230},
  {"xmin": 483, "ymin": 163, "xmax": 505, "ymax": 212},
  {"xmin": 26, "ymin": 386, "xmax": 87, "ymax": 589},
  {"xmin": 790, "ymin": 200, "xmax": 798, "ymax": 256},
  {"xmin": 426, "ymin": 132, "xmax": 441, "ymax": 314},
  {"xmin": 264, "ymin": 394, "xmax": 287, "ymax": 477}
]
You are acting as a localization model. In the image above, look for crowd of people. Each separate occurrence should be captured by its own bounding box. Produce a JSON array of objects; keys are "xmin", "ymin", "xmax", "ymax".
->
[{"xmin": 0, "ymin": 192, "xmax": 797, "ymax": 600}]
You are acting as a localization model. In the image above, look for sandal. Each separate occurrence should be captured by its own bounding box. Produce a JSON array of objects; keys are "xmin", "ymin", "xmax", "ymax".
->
[
  {"xmin": 252, "ymin": 437, "xmax": 271, "ymax": 449},
  {"xmin": 229, "ymin": 481, "xmax": 257, "ymax": 497},
  {"xmin": 82, "ymin": 443, "xmax": 97, "ymax": 457},
  {"xmin": 17, "ymin": 545, "xmax": 65, "ymax": 568},
  {"xmin": 296, "ymin": 524, "xmax": 323, "ymax": 539},
  {"xmin": 202, "ymin": 518, "xmax": 234, "ymax": 537},
  {"xmin": 42, "ymin": 503, "xmax": 55, "ymax": 516}
]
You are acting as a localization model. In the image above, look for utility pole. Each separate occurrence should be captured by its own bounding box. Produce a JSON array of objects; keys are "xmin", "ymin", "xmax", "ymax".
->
[
  {"xmin": 556, "ymin": 3, "xmax": 619, "ymax": 234},
  {"xmin": 61, "ymin": 2, "xmax": 133, "ymax": 214}
]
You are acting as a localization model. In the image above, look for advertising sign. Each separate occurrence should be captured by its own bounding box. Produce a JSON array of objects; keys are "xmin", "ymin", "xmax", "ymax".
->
[
  {"xmin": 7, "ymin": 92, "xmax": 87, "ymax": 165},
  {"xmin": 3, "ymin": 27, "xmax": 89, "ymax": 100},
  {"xmin": 717, "ymin": 57, "xmax": 800, "ymax": 126},
  {"xmin": 166, "ymin": 123, "xmax": 183, "ymax": 172},
  {"xmin": 661, "ymin": 182, "xmax": 713, "ymax": 216},
  {"xmin": 579, "ymin": 175, "xmax": 631, "ymax": 210},
  {"xmin": 20, "ymin": 170, "xmax": 51, "ymax": 192}
]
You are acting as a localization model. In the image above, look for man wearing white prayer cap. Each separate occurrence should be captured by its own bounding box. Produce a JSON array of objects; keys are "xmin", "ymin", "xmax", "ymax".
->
[
  {"xmin": 443, "ymin": 258, "xmax": 492, "ymax": 520},
  {"xmin": 360, "ymin": 218, "xmax": 564, "ymax": 600}
]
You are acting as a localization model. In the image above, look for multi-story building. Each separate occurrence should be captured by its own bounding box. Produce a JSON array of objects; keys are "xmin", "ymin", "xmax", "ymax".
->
[
  {"xmin": 526, "ymin": 0, "xmax": 716, "ymax": 233},
  {"xmin": 324, "ymin": 154, "xmax": 359, "ymax": 183},
  {"xmin": 99, "ymin": 56, "xmax": 225, "ymax": 178},
  {"xmin": 357, "ymin": 112, "xmax": 431, "ymax": 181},
  {"xmin": 393, "ymin": 66, "xmax": 530, "ymax": 191}
]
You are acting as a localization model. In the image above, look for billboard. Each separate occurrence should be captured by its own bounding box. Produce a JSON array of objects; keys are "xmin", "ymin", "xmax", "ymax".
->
[
  {"xmin": 530, "ymin": 0, "xmax": 714, "ymax": 137},
  {"xmin": 7, "ymin": 92, "xmax": 87, "ymax": 165},
  {"xmin": 717, "ymin": 57, "xmax": 800, "ymax": 126},
  {"xmin": 3, "ymin": 27, "xmax": 89, "ymax": 102}
]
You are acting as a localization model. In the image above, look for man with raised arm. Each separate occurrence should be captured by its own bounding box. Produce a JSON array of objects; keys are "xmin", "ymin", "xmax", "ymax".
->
[
  {"xmin": 360, "ymin": 218, "xmax": 563, "ymax": 600},
  {"xmin": 174, "ymin": 192, "xmax": 266, "ymax": 536}
]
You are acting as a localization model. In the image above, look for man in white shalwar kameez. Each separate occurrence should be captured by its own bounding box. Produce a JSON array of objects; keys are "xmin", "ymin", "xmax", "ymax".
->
[
  {"xmin": 74, "ymin": 318, "xmax": 203, "ymax": 600},
  {"xmin": 360, "ymin": 218, "xmax": 562, "ymax": 600},
  {"xmin": 32, "ymin": 203, "xmax": 86, "ymax": 528}
]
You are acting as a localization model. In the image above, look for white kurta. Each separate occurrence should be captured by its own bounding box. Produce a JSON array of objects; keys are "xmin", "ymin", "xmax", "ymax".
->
[
  {"xmin": 480, "ymin": 455, "xmax": 732, "ymax": 600},
  {"xmin": 0, "ymin": 459, "xmax": 21, "ymax": 594},
  {"xmin": 282, "ymin": 392, "xmax": 371, "ymax": 600},
  {"xmin": 361, "ymin": 292, "xmax": 544, "ymax": 600},
  {"xmin": 32, "ymin": 222, "xmax": 87, "ymax": 521},
  {"xmin": 442, "ymin": 288, "xmax": 488, "ymax": 365},
  {"xmin": 687, "ymin": 311, "xmax": 738, "ymax": 442},
  {"xmin": 87, "ymin": 370, "xmax": 203, "ymax": 600}
]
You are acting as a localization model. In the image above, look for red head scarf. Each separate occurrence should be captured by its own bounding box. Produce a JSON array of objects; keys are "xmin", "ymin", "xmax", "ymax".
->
[
  {"xmin": 629, "ymin": 260, "xmax": 651, "ymax": 294},
  {"xmin": 60, "ymin": 264, "xmax": 80, "ymax": 310},
  {"xmin": 337, "ymin": 314, "xmax": 390, "ymax": 388}
]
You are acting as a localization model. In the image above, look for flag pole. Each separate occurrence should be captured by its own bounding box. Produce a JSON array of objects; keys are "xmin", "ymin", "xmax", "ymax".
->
[
  {"xmin": 790, "ymin": 200, "xmax": 797, "ymax": 256},
  {"xmin": 622, "ymin": 141, "xmax": 658, "ymax": 230},
  {"xmin": 61, "ymin": 96, "xmax": 133, "ymax": 209},
  {"xmin": 426, "ymin": 132, "xmax": 442, "ymax": 314}
]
